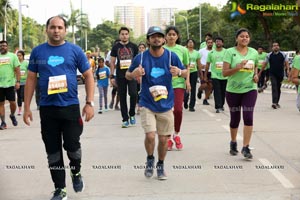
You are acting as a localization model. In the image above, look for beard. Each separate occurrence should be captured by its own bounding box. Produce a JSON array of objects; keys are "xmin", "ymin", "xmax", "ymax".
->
[{"xmin": 151, "ymin": 45, "xmax": 162, "ymax": 51}]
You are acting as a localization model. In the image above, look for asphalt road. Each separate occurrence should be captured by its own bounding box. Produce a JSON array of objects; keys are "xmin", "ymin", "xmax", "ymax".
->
[{"xmin": 1, "ymin": 84, "xmax": 300, "ymax": 200}]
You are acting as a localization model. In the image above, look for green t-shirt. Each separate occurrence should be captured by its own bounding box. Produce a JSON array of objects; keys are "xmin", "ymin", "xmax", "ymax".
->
[
  {"xmin": 0, "ymin": 52, "xmax": 20, "ymax": 88},
  {"xmin": 207, "ymin": 48, "xmax": 227, "ymax": 80},
  {"xmin": 292, "ymin": 55, "xmax": 300, "ymax": 93},
  {"xmin": 20, "ymin": 60, "xmax": 29, "ymax": 84},
  {"xmin": 223, "ymin": 47, "xmax": 258, "ymax": 93},
  {"xmin": 164, "ymin": 44, "xmax": 189, "ymax": 89},
  {"xmin": 188, "ymin": 49, "xmax": 200, "ymax": 73},
  {"xmin": 257, "ymin": 52, "xmax": 267, "ymax": 70}
]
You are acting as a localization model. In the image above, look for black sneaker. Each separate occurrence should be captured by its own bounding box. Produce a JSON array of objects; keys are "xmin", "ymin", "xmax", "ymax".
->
[
  {"xmin": 51, "ymin": 188, "xmax": 67, "ymax": 200},
  {"xmin": 189, "ymin": 107, "xmax": 195, "ymax": 112},
  {"xmin": 71, "ymin": 172, "xmax": 84, "ymax": 192},
  {"xmin": 216, "ymin": 109, "xmax": 221, "ymax": 113},
  {"xmin": 0, "ymin": 122, "xmax": 7, "ymax": 130},
  {"xmin": 241, "ymin": 145, "xmax": 253, "ymax": 160},
  {"xmin": 156, "ymin": 162, "xmax": 167, "ymax": 180},
  {"xmin": 271, "ymin": 104, "xmax": 277, "ymax": 109},
  {"xmin": 229, "ymin": 141, "xmax": 239, "ymax": 156},
  {"xmin": 9, "ymin": 114, "xmax": 18, "ymax": 126},
  {"xmin": 203, "ymin": 99, "xmax": 209, "ymax": 105},
  {"xmin": 144, "ymin": 156, "xmax": 155, "ymax": 178},
  {"xmin": 197, "ymin": 89, "xmax": 202, "ymax": 99},
  {"xmin": 184, "ymin": 103, "xmax": 188, "ymax": 109}
]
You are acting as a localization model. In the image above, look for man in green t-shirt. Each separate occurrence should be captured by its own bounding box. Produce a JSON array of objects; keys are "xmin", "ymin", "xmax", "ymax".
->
[
  {"xmin": 0, "ymin": 40, "xmax": 21, "ymax": 130},
  {"xmin": 206, "ymin": 36, "xmax": 227, "ymax": 113},
  {"xmin": 257, "ymin": 46, "xmax": 268, "ymax": 93}
]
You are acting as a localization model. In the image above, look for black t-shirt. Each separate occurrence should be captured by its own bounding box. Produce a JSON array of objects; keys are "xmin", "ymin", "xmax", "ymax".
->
[
  {"xmin": 267, "ymin": 51, "xmax": 287, "ymax": 78},
  {"xmin": 110, "ymin": 42, "xmax": 138, "ymax": 78}
]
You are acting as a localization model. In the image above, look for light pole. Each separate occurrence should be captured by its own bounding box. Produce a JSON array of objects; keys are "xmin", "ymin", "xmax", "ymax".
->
[
  {"xmin": 199, "ymin": 0, "xmax": 202, "ymax": 43},
  {"xmin": 18, "ymin": 0, "xmax": 28, "ymax": 50},
  {"xmin": 4, "ymin": 1, "xmax": 8, "ymax": 41},
  {"xmin": 178, "ymin": 14, "xmax": 189, "ymax": 39}
]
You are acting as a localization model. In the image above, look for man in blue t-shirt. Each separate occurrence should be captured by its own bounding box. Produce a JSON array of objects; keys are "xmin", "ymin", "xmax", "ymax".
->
[
  {"xmin": 23, "ymin": 16, "xmax": 95, "ymax": 200},
  {"xmin": 126, "ymin": 26, "xmax": 187, "ymax": 180}
]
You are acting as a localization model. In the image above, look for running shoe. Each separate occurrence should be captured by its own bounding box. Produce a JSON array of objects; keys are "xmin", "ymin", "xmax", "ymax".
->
[
  {"xmin": 71, "ymin": 172, "xmax": 84, "ymax": 192},
  {"xmin": 156, "ymin": 162, "xmax": 167, "ymax": 180},
  {"xmin": 122, "ymin": 121, "xmax": 129, "ymax": 128},
  {"xmin": 229, "ymin": 141, "xmax": 238, "ymax": 156},
  {"xmin": 241, "ymin": 145, "xmax": 253, "ymax": 160},
  {"xmin": 197, "ymin": 89, "xmax": 202, "ymax": 99},
  {"xmin": 10, "ymin": 114, "xmax": 18, "ymax": 126},
  {"xmin": 173, "ymin": 135, "xmax": 183, "ymax": 150},
  {"xmin": 144, "ymin": 156, "xmax": 155, "ymax": 178},
  {"xmin": 129, "ymin": 116, "xmax": 136, "ymax": 125},
  {"xmin": 51, "ymin": 188, "xmax": 67, "ymax": 200},
  {"xmin": 167, "ymin": 139, "xmax": 173, "ymax": 151},
  {"xmin": 0, "ymin": 122, "xmax": 7, "ymax": 130},
  {"xmin": 203, "ymin": 99, "xmax": 209, "ymax": 105}
]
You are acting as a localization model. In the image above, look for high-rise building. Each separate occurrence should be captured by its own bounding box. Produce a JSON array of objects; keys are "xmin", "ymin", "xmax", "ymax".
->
[
  {"xmin": 114, "ymin": 5, "xmax": 145, "ymax": 38},
  {"xmin": 148, "ymin": 8, "xmax": 177, "ymax": 30}
]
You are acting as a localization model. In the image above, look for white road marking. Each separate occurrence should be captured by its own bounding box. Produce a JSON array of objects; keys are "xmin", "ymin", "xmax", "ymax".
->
[
  {"xmin": 259, "ymin": 158, "xmax": 294, "ymax": 189},
  {"xmin": 202, "ymin": 109, "xmax": 215, "ymax": 118}
]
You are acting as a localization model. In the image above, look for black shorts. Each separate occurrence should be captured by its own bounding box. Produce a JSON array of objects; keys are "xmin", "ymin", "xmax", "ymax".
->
[{"xmin": 0, "ymin": 87, "xmax": 16, "ymax": 102}]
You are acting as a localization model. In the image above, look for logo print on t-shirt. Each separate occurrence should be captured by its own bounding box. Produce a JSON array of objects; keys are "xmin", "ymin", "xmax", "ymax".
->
[
  {"xmin": 151, "ymin": 67, "xmax": 165, "ymax": 78},
  {"xmin": 48, "ymin": 56, "xmax": 64, "ymax": 67}
]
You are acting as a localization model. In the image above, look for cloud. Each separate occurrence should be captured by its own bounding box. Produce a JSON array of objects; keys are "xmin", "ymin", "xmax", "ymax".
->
[{"xmin": 48, "ymin": 56, "xmax": 64, "ymax": 67}]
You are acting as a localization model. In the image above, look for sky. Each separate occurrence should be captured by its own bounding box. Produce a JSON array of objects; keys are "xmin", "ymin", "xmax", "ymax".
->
[{"xmin": 10, "ymin": 0, "xmax": 227, "ymax": 28}]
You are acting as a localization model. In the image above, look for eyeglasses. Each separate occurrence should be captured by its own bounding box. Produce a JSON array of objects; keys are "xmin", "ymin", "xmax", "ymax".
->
[{"xmin": 0, "ymin": 45, "xmax": 8, "ymax": 47}]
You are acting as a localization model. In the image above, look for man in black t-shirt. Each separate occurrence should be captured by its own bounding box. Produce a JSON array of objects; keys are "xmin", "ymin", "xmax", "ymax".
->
[
  {"xmin": 262, "ymin": 42, "xmax": 290, "ymax": 109},
  {"xmin": 110, "ymin": 27, "xmax": 138, "ymax": 127}
]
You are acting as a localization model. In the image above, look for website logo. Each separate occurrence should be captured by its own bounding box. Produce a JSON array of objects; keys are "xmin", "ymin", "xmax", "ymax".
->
[{"xmin": 230, "ymin": 2, "xmax": 247, "ymax": 19}]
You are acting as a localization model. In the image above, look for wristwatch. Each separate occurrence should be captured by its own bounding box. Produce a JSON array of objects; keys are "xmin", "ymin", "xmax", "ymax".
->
[
  {"xmin": 178, "ymin": 69, "xmax": 182, "ymax": 77},
  {"xmin": 86, "ymin": 101, "xmax": 94, "ymax": 107}
]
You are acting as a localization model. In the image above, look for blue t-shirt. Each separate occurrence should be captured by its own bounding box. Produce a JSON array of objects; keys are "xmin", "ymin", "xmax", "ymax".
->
[
  {"xmin": 128, "ymin": 49, "xmax": 184, "ymax": 112},
  {"xmin": 96, "ymin": 66, "xmax": 110, "ymax": 87},
  {"xmin": 28, "ymin": 42, "xmax": 90, "ymax": 106}
]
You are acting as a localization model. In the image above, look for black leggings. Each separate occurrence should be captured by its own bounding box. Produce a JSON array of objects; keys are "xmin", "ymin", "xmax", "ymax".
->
[
  {"xmin": 225, "ymin": 90, "xmax": 257, "ymax": 128},
  {"xmin": 16, "ymin": 85, "xmax": 25, "ymax": 107},
  {"xmin": 40, "ymin": 105, "xmax": 83, "ymax": 189}
]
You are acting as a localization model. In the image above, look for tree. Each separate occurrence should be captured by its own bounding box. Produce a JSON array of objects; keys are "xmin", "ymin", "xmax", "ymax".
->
[{"xmin": 61, "ymin": 1, "xmax": 90, "ymax": 46}]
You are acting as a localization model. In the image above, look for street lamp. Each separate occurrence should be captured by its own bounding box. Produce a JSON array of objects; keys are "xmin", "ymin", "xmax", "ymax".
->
[
  {"xmin": 177, "ymin": 14, "xmax": 189, "ymax": 39},
  {"xmin": 199, "ymin": 0, "xmax": 202, "ymax": 43},
  {"xmin": 18, "ymin": 0, "xmax": 29, "ymax": 50},
  {"xmin": 4, "ymin": 1, "xmax": 8, "ymax": 41}
]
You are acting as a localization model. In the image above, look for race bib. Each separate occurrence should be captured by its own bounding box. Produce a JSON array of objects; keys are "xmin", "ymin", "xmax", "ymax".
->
[
  {"xmin": 189, "ymin": 62, "xmax": 196, "ymax": 70},
  {"xmin": 48, "ymin": 75, "xmax": 68, "ymax": 95},
  {"xmin": 99, "ymin": 71, "xmax": 106, "ymax": 79},
  {"xmin": 240, "ymin": 60, "xmax": 254, "ymax": 72},
  {"xmin": 149, "ymin": 85, "xmax": 168, "ymax": 102},
  {"xmin": 20, "ymin": 70, "xmax": 26, "ymax": 78},
  {"xmin": 120, "ymin": 59, "xmax": 131, "ymax": 69},
  {"xmin": 215, "ymin": 61, "xmax": 223, "ymax": 70}
]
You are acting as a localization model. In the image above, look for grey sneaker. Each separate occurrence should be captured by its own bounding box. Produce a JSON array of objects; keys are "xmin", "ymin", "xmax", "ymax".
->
[
  {"xmin": 156, "ymin": 162, "xmax": 167, "ymax": 180},
  {"xmin": 144, "ymin": 156, "xmax": 155, "ymax": 178},
  {"xmin": 229, "ymin": 141, "xmax": 239, "ymax": 156},
  {"xmin": 241, "ymin": 145, "xmax": 253, "ymax": 160},
  {"xmin": 51, "ymin": 188, "xmax": 67, "ymax": 200},
  {"xmin": 71, "ymin": 172, "xmax": 84, "ymax": 192}
]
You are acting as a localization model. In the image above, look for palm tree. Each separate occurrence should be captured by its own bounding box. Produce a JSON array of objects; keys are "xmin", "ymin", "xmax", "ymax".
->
[{"xmin": 61, "ymin": 1, "xmax": 90, "ymax": 46}]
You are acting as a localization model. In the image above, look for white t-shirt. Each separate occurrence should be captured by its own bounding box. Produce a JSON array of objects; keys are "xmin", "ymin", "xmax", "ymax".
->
[{"xmin": 199, "ymin": 48, "xmax": 212, "ymax": 72}]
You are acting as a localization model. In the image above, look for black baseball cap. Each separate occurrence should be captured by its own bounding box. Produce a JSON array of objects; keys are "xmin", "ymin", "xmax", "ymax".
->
[{"xmin": 147, "ymin": 26, "xmax": 165, "ymax": 37}]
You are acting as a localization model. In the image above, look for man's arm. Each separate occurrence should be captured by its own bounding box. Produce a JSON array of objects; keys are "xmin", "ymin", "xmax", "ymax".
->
[
  {"xmin": 82, "ymin": 68, "xmax": 95, "ymax": 122},
  {"xmin": 14, "ymin": 66, "xmax": 21, "ymax": 90},
  {"xmin": 23, "ymin": 71, "xmax": 37, "ymax": 126}
]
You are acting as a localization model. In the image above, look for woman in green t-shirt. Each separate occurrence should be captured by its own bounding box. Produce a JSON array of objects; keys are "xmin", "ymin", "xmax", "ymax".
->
[
  {"xmin": 223, "ymin": 28, "xmax": 259, "ymax": 160},
  {"xmin": 16, "ymin": 50, "xmax": 28, "ymax": 116},
  {"xmin": 164, "ymin": 26, "xmax": 190, "ymax": 151},
  {"xmin": 291, "ymin": 49, "xmax": 300, "ymax": 111}
]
